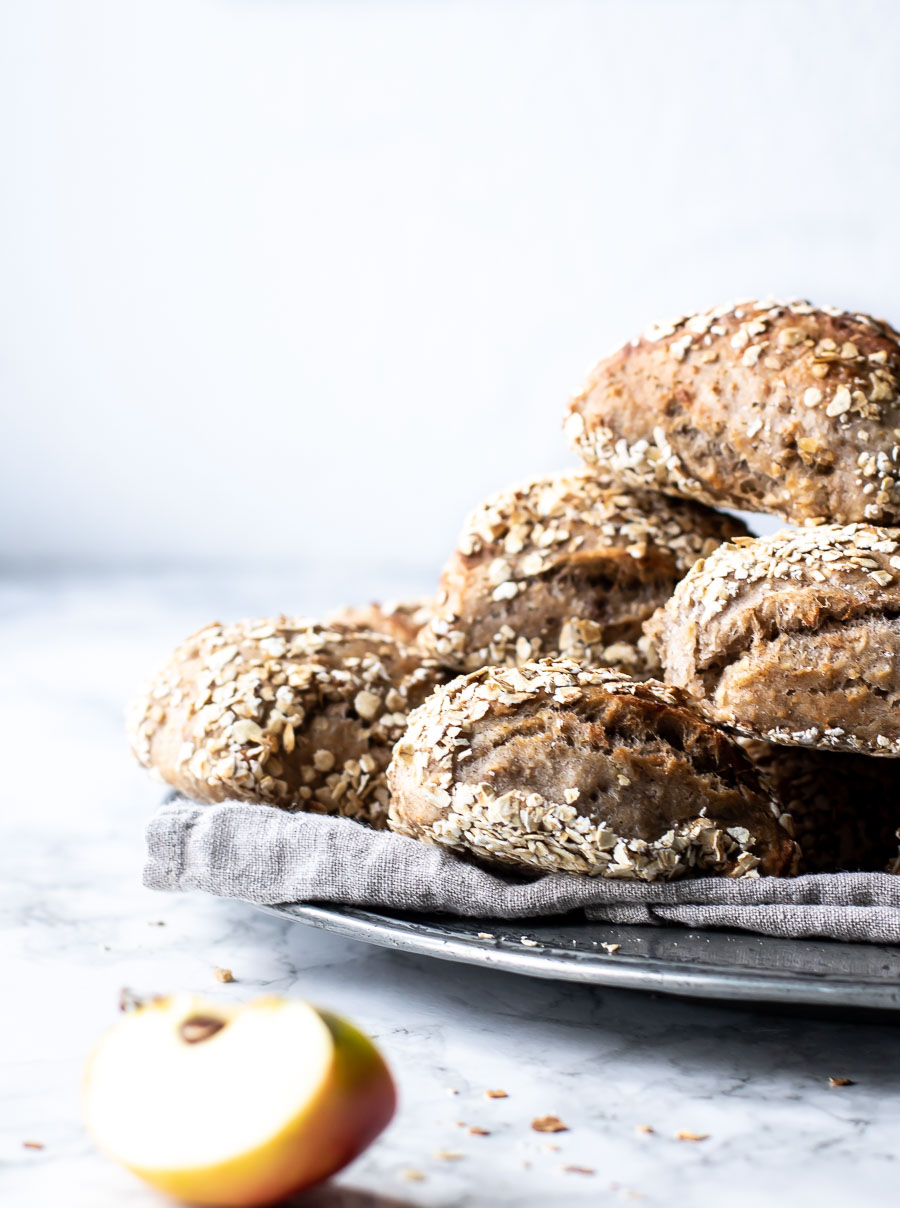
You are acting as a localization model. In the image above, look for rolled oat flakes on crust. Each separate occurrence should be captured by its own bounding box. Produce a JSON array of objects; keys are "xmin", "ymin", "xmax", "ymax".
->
[
  {"xmin": 647, "ymin": 524, "xmax": 900, "ymax": 756},
  {"xmin": 418, "ymin": 469, "xmax": 748, "ymax": 677},
  {"xmin": 387, "ymin": 661, "xmax": 798, "ymax": 880},
  {"xmin": 326, "ymin": 597, "xmax": 434, "ymax": 646},
  {"xmin": 566, "ymin": 299, "xmax": 900, "ymax": 525},
  {"xmin": 127, "ymin": 618, "xmax": 446, "ymax": 826}
]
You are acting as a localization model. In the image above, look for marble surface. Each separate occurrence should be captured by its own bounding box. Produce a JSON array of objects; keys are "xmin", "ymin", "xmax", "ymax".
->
[{"xmin": 3, "ymin": 570, "xmax": 900, "ymax": 1208}]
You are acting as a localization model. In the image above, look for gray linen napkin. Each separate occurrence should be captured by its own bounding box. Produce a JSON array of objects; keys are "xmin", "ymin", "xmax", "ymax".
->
[{"xmin": 144, "ymin": 799, "xmax": 900, "ymax": 945}]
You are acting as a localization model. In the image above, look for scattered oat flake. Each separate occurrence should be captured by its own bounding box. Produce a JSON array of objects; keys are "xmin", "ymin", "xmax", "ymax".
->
[
  {"xmin": 23, "ymin": 1141, "xmax": 44, "ymax": 1150},
  {"xmin": 635, "ymin": 1124, "xmax": 654, "ymax": 1134},
  {"xmin": 601, "ymin": 942, "xmax": 621, "ymax": 954},
  {"xmin": 434, "ymin": 1150, "xmax": 463, "ymax": 1161},
  {"xmin": 532, "ymin": 1115, "xmax": 568, "ymax": 1133},
  {"xmin": 562, "ymin": 1165, "xmax": 595, "ymax": 1175},
  {"xmin": 829, "ymin": 1076, "xmax": 855, "ymax": 1087},
  {"xmin": 676, "ymin": 1130, "xmax": 709, "ymax": 1142},
  {"xmin": 213, "ymin": 966, "xmax": 234, "ymax": 983},
  {"xmin": 485, "ymin": 1088, "xmax": 508, "ymax": 1098},
  {"xmin": 469, "ymin": 1126, "xmax": 491, "ymax": 1136},
  {"xmin": 401, "ymin": 1167, "xmax": 425, "ymax": 1182},
  {"xmin": 520, "ymin": 937, "xmax": 538, "ymax": 947},
  {"xmin": 477, "ymin": 932, "xmax": 495, "ymax": 940}
]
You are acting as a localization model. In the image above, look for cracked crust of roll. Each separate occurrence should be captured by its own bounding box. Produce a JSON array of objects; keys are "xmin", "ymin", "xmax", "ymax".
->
[
  {"xmin": 647, "ymin": 524, "xmax": 900, "ymax": 756},
  {"xmin": 565, "ymin": 298, "xmax": 900, "ymax": 525},
  {"xmin": 127, "ymin": 618, "xmax": 446, "ymax": 827},
  {"xmin": 326, "ymin": 597, "xmax": 434, "ymax": 646},
  {"xmin": 387, "ymin": 661, "xmax": 798, "ymax": 880},
  {"xmin": 417, "ymin": 469, "xmax": 748, "ymax": 677},
  {"xmin": 742, "ymin": 740, "xmax": 900, "ymax": 874}
]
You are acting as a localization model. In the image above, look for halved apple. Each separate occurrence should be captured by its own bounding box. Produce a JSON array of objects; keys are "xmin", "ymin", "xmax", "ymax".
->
[{"xmin": 83, "ymin": 994, "xmax": 396, "ymax": 1207}]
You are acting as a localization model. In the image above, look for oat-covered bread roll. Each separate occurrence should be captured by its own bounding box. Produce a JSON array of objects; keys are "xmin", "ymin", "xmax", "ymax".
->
[
  {"xmin": 742, "ymin": 740, "xmax": 900, "ymax": 874},
  {"xmin": 326, "ymin": 598, "xmax": 433, "ymax": 646},
  {"xmin": 647, "ymin": 524, "xmax": 900, "ymax": 755},
  {"xmin": 418, "ymin": 470, "xmax": 748, "ymax": 677},
  {"xmin": 565, "ymin": 299, "xmax": 900, "ymax": 526},
  {"xmin": 387, "ymin": 661, "xmax": 797, "ymax": 880},
  {"xmin": 128, "ymin": 618, "xmax": 446, "ymax": 826}
]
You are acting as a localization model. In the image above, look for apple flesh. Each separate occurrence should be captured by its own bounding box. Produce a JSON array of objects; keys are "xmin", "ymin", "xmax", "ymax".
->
[{"xmin": 83, "ymin": 994, "xmax": 396, "ymax": 1207}]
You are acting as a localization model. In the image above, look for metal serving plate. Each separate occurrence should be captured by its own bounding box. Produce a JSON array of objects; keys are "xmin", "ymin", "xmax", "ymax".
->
[{"xmin": 258, "ymin": 902, "xmax": 900, "ymax": 1011}]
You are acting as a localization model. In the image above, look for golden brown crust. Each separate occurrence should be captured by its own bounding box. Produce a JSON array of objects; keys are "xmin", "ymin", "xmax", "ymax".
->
[
  {"xmin": 387, "ymin": 661, "xmax": 798, "ymax": 880},
  {"xmin": 127, "ymin": 618, "xmax": 446, "ymax": 826},
  {"xmin": 418, "ymin": 470, "xmax": 748, "ymax": 676},
  {"xmin": 648, "ymin": 524, "xmax": 900, "ymax": 755},
  {"xmin": 742, "ymin": 739, "xmax": 900, "ymax": 874},
  {"xmin": 326, "ymin": 598, "xmax": 434, "ymax": 646},
  {"xmin": 566, "ymin": 299, "xmax": 900, "ymax": 525}
]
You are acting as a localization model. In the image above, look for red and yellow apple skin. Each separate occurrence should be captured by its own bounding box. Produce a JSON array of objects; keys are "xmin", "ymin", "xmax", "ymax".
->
[{"xmin": 83, "ymin": 995, "xmax": 396, "ymax": 1208}]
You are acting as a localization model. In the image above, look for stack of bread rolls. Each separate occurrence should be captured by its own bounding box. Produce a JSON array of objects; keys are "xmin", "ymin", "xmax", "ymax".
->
[{"xmin": 129, "ymin": 298, "xmax": 900, "ymax": 882}]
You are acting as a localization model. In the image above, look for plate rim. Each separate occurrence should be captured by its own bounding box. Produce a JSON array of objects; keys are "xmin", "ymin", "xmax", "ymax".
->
[{"xmin": 256, "ymin": 900, "xmax": 900, "ymax": 1011}]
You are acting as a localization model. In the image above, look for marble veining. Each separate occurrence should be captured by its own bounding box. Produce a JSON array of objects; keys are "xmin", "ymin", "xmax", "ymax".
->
[{"xmin": 2, "ymin": 570, "xmax": 899, "ymax": 1207}]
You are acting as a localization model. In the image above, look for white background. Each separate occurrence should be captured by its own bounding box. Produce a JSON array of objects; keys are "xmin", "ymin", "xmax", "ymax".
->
[{"xmin": 3, "ymin": 0, "xmax": 900, "ymax": 578}]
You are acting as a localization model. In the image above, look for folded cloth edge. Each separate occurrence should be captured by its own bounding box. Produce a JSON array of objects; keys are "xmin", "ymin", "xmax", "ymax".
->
[{"xmin": 144, "ymin": 798, "xmax": 900, "ymax": 945}]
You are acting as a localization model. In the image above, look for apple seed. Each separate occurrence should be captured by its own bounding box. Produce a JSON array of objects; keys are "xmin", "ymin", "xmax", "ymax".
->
[{"xmin": 180, "ymin": 1016, "xmax": 226, "ymax": 1044}]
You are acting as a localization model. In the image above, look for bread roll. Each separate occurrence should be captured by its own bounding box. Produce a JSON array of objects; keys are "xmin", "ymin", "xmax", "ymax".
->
[
  {"xmin": 326, "ymin": 598, "xmax": 433, "ymax": 646},
  {"xmin": 566, "ymin": 299, "xmax": 900, "ymax": 525},
  {"xmin": 419, "ymin": 470, "xmax": 748, "ymax": 677},
  {"xmin": 647, "ymin": 524, "xmax": 900, "ymax": 755},
  {"xmin": 128, "ymin": 617, "xmax": 446, "ymax": 826},
  {"xmin": 387, "ymin": 661, "xmax": 798, "ymax": 879},
  {"xmin": 743, "ymin": 740, "xmax": 900, "ymax": 873}
]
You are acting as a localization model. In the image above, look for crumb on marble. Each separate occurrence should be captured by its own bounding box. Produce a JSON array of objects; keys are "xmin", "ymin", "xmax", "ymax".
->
[
  {"xmin": 147, "ymin": 920, "xmax": 165, "ymax": 926},
  {"xmin": 469, "ymin": 1126, "xmax": 491, "ymax": 1136},
  {"xmin": 532, "ymin": 1115, "xmax": 568, "ymax": 1133},
  {"xmin": 23, "ymin": 1141, "xmax": 44, "ymax": 1150},
  {"xmin": 676, "ymin": 1130, "xmax": 709, "ymax": 1142},
  {"xmin": 601, "ymin": 942, "xmax": 621, "ymax": 954},
  {"xmin": 213, "ymin": 966, "xmax": 235, "ymax": 983},
  {"xmin": 477, "ymin": 932, "xmax": 495, "ymax": 940},
  {"xmin": 562, "ymin": 1165, "xmax": 595, "ymax": 1175},
  {"xmin": 434, "ymin": 1150, "xmax": 463, "ymax": 1161},
  {"xmin": 520, "ymin": 937, "xmax": 538, "ymax": 947},
  {"xmin": 485, "ymin": 1088, "xmax": 509, "ymax": 1098},
  {"xmin": 829, "ymin": 1076, "xmax": 855, "ymax": 1087},
  {"xmin": 447, "ymin": 1086, "xmax": 459, "ymax": 1095},
  {"xmin": 400, "ymin": 1168, "xmax": 425, "ymax": 1182},
  {"xmin": 636, "ymin": 1124, "xmax": 654, "ymax": 1135}
]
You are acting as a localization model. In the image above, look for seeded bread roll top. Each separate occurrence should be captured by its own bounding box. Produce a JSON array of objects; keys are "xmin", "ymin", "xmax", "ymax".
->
[
  {"xmin": 418, "ymin": 470, "xmax": 748, "ymax": 677},
  {"xmin": 647, "ymin": 524, "xmax": 900, "ymax": 755},
  {"xmin": 128, "ymin": 618, "xmax": 446, "ymax": 826},
  {"xmin": 388, "ymin": 661, "xmax": 798, "ymax": 880},
  {"xmin": 326, "ymin": 598, "xmax": 434, "ymax": 646},
  {"xmin": 566, "ymin": 299, "xmax": 900, "ymax": 525}
]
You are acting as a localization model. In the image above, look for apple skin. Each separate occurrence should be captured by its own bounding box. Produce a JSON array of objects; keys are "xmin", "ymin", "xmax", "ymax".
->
[{"xmin": 83, "ymin": 996, "xmax": 396, "ymax": 1208}]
